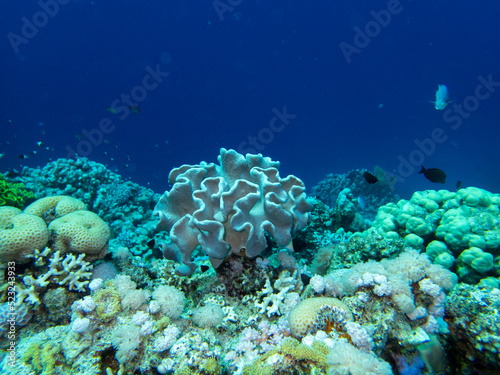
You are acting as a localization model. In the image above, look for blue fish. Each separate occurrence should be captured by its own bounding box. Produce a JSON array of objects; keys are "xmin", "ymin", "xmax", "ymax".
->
[{"xmin": 432, "ymin": 84, "xmax": 450, "ymax": 110}]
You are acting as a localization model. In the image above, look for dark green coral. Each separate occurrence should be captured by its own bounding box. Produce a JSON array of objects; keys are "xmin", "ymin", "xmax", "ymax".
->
[{"xmin": 0, "ymin": 173, "xmax": 35, "ymax": 208}]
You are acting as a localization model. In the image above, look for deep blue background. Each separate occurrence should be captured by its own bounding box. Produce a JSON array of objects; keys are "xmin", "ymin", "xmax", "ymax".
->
[{"xmin": 1, "ymin": 0, "xmax": 499, "ymax": 198}]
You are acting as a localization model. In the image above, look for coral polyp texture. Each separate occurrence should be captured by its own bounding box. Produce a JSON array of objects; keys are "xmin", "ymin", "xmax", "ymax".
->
[
  {"xmin": 24, "ymin": 195, "xmax": 87, "ymax": 224},
  {"xmin": 153, "ymin": 148, "xmax": 312, "ymax": 275},
  {"xmin": 0, "ymin": 207, "xmax": 48, "ymax": 262},
  {"xmin": 372, "ymin": 187, "xmax": 500, "ymax": 283},
  {"xmin": 0, "ymin": 195, "xmax": 110, "ymax": 263},
  {"xmin": 48, "ymin": 210, "xmax": 110, "ymax": 260}
]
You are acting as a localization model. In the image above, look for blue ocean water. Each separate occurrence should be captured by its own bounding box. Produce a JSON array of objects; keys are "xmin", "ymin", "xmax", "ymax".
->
[{"xmin": 1, "ymin": 0, "xmax": 499, "ymax": 198}]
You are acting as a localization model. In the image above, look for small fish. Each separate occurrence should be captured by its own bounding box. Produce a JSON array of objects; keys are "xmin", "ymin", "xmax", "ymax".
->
[
  {"xmin": 456, "ymin": 180, "xmax": 462, "ymax": 190},
  {"xmin": 106, "ymin": 107, "xmax": 118, "ymax": 114},
  {"xmin": 0, "ymin": 152, "xmax": 4, "ymax": 159},
  {"xmin": 357, "ymin": 196, "xmax": 366, "ymax": 211},
  {"xmin": 7, "ymin": 120, "xmax": 12, "ymax": 125},
  {"xmin": 200, "ymin": 265, "xmax": 210, "ymax": 273},
  {"xmin": 432, "ymin": 84, "xmax": 450, "ymax": 110},
  {"xmin": 128, "ymin": 105, "xmax": 140, "ymax": 114},
  {"xmin": 18, "ymin": 154, "xmax": 28, "ymax": 159},
  {"xmin": 147, "ymin": 239, "xmax": 156, "ymax": 249},
  {"xmin": 419, "ymin": 166, "xmax": 447, "ymax": 183},
  {"xmin": 146, "ymin": 239, "xmax": 163, "ymax": 259},
  {"xmin": 300, "ymin": 273, "xmax": 311, "ymax": 287},
  {"xmin": 37, "ymin": 141, "xmax": 43, "ymax": 147},
  {"xmin": 31, "ymin": 150, "xmax": 37, "ymax": 155},
  {"xmin": 363, "ymin": 171, "xmax": 379, "ymax": 184},
  {"xmin": 75, "ymin": 134, "xmax": 84, "ymax": 140}
]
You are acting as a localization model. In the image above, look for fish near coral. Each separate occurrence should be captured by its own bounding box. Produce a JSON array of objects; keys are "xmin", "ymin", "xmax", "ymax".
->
[{"xmin": 419, "ymin": 166, "xmax": 446, "ymax": 184}]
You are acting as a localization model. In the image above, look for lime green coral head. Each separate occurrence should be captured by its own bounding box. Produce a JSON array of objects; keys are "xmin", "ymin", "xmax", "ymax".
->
[{"xmin": 0, "ymin": 173, "xmax": 35, "ymax": 209}]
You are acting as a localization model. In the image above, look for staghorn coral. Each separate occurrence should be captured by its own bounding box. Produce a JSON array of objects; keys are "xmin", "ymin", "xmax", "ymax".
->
[{"xmin": 154, "ymin": 148, "xmax": 312, "ymax": 276}]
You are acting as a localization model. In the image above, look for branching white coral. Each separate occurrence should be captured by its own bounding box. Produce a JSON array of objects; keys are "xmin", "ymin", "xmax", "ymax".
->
[{"xmin": 255, "ymin": 270, "xmax": 300, "ymax": 317}]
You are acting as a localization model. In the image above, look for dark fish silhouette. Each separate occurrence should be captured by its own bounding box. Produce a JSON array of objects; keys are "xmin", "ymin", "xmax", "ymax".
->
[
  {"xmin": 200, "ymin": 265, "xmax": 210, "ymax": 273},
  {"xmin": 456, "ymin": 180, "xmax": 462, "ymax": 190},
  {"xmin": 301, "ymin": 273, "xmax": 311, "ymax": 286},
  {"xmin": 18, "ymin": 154, "xmax": 28, "ymax": 159},
  {"xmin": 146, "ymin": 239, "xmax": 163, "ymax": 259},
  {"xmin": 363, "ymin": 171, "xmax": 379, "ymax": 184},
  {"xmin": 419, "ymin": 166, "xmax": 446, "ymax": 183}
]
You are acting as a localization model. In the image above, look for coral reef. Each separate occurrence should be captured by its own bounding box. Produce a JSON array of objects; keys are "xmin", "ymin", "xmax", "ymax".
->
[
  {"xmin": 312, "ymin": 168, "xmax": 399, "ymax": 221},
  {"xmin": 1, "ymin": 154, "xmax": 499, "ymax": 375},
  {"xmin": 445, "ymin": 283, "xmax": 500, "ymax": 372},
  {"xmin": 10, "ymin": 158, "xmax": 159, "ymax": 256}
]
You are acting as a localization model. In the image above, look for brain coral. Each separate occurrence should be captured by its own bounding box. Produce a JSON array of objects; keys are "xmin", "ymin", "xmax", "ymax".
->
[
  {"xmin": 48, "ymin": 210, "xmax": 110, "ymax": 260},
  {"xmin": 24, "ymin": 195, "xmax": 86, "ymax": 224},
  {"xmin": 0, "ymin": 206, "xmax": 48, "ymax": 262},
  {"xmin": 153, "ymin": 148, "xmax": 312, "ymax": 276}
]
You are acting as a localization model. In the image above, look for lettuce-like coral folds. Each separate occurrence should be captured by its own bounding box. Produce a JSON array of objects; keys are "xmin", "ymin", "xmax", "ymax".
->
[{"xmin": 153, "ymin": 148, "xmax": 312, "ymax": 276}]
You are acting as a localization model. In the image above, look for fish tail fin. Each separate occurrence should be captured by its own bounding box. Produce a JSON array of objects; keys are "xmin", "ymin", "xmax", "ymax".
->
[{"xmin": 418, "ymin": 166, "xmax": 426, "ymax": 174}]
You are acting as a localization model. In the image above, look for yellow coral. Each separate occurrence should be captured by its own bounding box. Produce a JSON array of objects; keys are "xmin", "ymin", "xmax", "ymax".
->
[
  {"xmin": 199, "ymin": 357, "xmax": 222, "ymax": 374},
  {"xmin": 48, "ymin": 210, "xmax": 110, "ymax": 259},
  {"xmin": 94, "ymin": 285, "xmax": 122, "ymax": 322},
  {"xmin": 243, "ymin": 338, "xmax": 329, "ymax": 375},
  {"xmin": 288, "ymin": 297, "xmax": 353, "ymax": 338},
  {"xmin": 24, "ymin": 195, "xmax": 86, "ymax": 224},
  {"xmin": 22, "ymin": 340, "xmax": 63, "ymax": 375},
  {"xmin": 0, "ymin": 206, "xmax": 48, "ymax": 262},
  {"xmin": 155, "ymin": 316, "xmax": 173, "ymax": 331}
]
